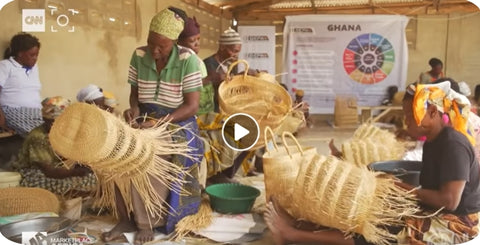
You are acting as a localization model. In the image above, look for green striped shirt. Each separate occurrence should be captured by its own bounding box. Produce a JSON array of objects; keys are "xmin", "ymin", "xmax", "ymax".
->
[{"xmin": 128, "ymin": 45, "xmax": 203, "ymax": 108}]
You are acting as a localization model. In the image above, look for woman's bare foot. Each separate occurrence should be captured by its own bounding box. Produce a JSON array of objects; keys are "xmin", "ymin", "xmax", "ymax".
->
[
  {"xmin": 134, "ymin": 228, "xmax": 154, "ymax": 245},
  {"xmin": 101, "ymin": 219, "xmax": 137, "ymax": 242},
  {"xmin": 264, "ymin": 200, "xmax": 297, "ymax": 245}
]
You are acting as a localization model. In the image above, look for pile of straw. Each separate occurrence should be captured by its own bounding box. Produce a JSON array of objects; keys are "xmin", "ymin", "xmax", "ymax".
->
[
  {"xmin": 173, "ymin": 196, "xmax": 213, "ymax": 240},
  {"xmin": 49, "ymin": 103, "xmax": 192, "ymax": 221},
  {"xmin": 342, "ymin": 123, "xmax": 405, "ymax": 166}
]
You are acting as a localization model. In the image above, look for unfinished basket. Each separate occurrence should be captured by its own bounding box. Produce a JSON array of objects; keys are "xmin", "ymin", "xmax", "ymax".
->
[
  {"xmin": 262, "ymin": 127, "xmax": 317, "ymax": 211},
  {"xmin": 218, "ymin": 60, "xmax": 292, "ymax": 149},
  {"xmin": 291, "ymin": 154, "xmax": 419, "ymax": 244},
  {"xmin": 342, "ymin": 123, "xmax": 405, "ymax": 166},
  {"xmin": 49, "ymin": 103, "xmax": 191, "ymax": 219},
  {"xmin": 0, "ymin": 187, "xmax": 60, "ymax": 216}
]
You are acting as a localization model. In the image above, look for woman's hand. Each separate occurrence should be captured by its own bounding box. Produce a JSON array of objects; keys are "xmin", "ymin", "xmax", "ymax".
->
[
  {"xmin": 124, "ymin": 106, "xmax": 140, "ymax": 125},
  {"xmin": 71, "ymin": 165, "xmax": 92, "ymax": 177}
]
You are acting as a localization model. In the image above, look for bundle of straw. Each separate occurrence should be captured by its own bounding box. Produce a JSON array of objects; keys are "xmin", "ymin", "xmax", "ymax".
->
[
  {"xmin": 0, "ymin": 187, "xmax": 60, "ymax": 216},
  {"xmin": 49, "ymin": 103, "xmax": 191, "ymax": 220},
  {"xmin": 342, "ymin": 123, "xmax": 405, "ymax": 166},
  {"xmin": 291, "ymin": 154, "xmax": 419, "ymax": 244},
  {"xmin": 173, "ymin": 196, "xmax": 213, "ymax": 240}
]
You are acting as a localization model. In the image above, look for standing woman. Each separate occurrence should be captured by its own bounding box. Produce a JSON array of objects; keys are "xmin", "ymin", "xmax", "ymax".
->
[
  {"xmin": 177, "ymin": 17, "xmax": 211, "ymax": 114},
  {"xmin": 104, "ymin": 7, "xmax": 204, "ymax": 245},
  {"xmin": 0, "ymin": 33, "xmax": 43, "ymax": 136},
  {"xmin": 418, "ymin": 57, "xmax": 444, "ymax": 84}
]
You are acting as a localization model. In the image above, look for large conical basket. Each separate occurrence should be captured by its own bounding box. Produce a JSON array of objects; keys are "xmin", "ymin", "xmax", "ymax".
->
[
  {"xmin": 290, "ymin": 155, "xmax": 419, "ymax": 245},
  {"xmin": 218, "ymin": 60, "xmax": 292, "ymax": 149},
  {"xmin": 262, "ymin": 127, "xmax": 317, "ymax": 211},
  {"xmin": 342, "ymin": 123, "xmax": 406, "ymax": 166},
  {"xmin": 49, "ymin": 103, "xmax": 191, "ymax": 219}
]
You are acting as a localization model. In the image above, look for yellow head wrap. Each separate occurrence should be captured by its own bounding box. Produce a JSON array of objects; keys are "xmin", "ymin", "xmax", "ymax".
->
[
  {"xmin": 408, "ymin": 81, "xmax": 475, "ymax": 146},
  {"xmin": 41, "ymin": 96, "xmax": 71, "ymax": 120},
  {"xmin": 103, "ymin": 91, "xmax": 118, "ymax": 108},
  {"xmin": 149, "ymin": 8, "xmax": 185, "ymax": 40}
]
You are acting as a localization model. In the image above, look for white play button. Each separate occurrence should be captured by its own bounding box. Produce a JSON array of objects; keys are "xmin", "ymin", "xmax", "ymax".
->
[
  {"xmin": 234, "ymin": 123, "xmax": 249, "ymax": 141},
  {"xmin": 222, "ymin": 113, "xmax": 260, "ymax": 151}
]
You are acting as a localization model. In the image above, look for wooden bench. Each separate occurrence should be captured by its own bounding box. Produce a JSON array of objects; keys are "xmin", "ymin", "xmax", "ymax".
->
[{"xmin": 358, "ymin": 106, "xmax": 403, "ymax": 123}]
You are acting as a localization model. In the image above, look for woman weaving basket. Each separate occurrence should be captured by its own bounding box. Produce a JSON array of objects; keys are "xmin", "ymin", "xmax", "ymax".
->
[
  {"xmin": 265, "ymin": 81, "xmax": 480, "ymax": 245},
  {"xmin": 103, "ymin": 7, "xmax": 204, "ymax": 245},
  {"xmin": 12, "ymin": 96, "xmax": 96, "ymax": 196}
]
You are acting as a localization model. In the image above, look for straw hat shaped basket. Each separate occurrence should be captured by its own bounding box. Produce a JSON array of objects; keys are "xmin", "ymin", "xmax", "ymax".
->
[
  {"xmin": 342, "ymin": 123, "xmax": 406, "ymax": 166},
  {"xmin": 0, "ymin": 187, "xmax": 60, "ymax": 216},
  {"xmin": 218, "ymin": 60, "xmax": 292, "ymax": 148},
  {"xmin": 290, "ymin": 154, "xmax": 419, "ymax": 244},
  {"xmin": 49, "ymin": 103, "xmax": 191, "ymax": 218},
  {"xmin": 262, "ymin": 127, "xmax": 317, "ymax": 211}
]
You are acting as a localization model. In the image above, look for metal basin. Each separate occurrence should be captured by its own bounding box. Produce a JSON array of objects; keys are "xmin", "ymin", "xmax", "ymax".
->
[
  {"xmin": 0, "ymin": 217, "xmax": 73, "ymax": 243},
  {"xmin": 368, "ymin": 160, "xmax": 422, "ymax": 186}
]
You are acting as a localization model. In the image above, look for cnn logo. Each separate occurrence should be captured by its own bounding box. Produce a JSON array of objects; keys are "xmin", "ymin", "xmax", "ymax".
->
[{"xmin": 22, "ymin": 9, "xmax": 45, "ymax": 32}]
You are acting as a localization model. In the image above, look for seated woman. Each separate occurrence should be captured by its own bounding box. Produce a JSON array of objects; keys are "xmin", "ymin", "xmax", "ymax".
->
[
  {"xmin": 76, "ymin": 84, "xmax": 108, "ymax": 111},
  {"xmin": 12, "ymin": 96, "xmax": 96, "ymax": 197},
  {"xmin": 418, "ymin": 57, "xmax": 444, "ymax": 84},
  {"xmin": 266, "ymin": 81, "xmax": 480, "ymax": 245},
  {"xmin": 0, "ymin": 33, "xmax": 43, "ymax": 136}
]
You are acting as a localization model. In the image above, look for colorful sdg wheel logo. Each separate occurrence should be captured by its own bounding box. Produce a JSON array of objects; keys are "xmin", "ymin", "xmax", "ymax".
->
[{"xmin": 343, "ymin": 33, "xmax": 395, "ymax": 84}]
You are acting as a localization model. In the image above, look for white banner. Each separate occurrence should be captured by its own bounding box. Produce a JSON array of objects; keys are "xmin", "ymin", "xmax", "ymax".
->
[
  {"xmin": 283, "ymin": 15, "xmax": 409, "ymax": 113},
  {"xmin": 238, "ymin": 26, "xmax": 276, "ymax": 74}
]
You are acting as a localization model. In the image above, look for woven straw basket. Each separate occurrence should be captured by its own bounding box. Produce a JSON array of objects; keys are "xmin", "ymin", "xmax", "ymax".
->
[
  {"xmin": 290, "ymin": 154, "xmax": 419, "ymax": 244},
  {"xmin": 342, "ymin": 124, "xmax": 405, "ymax": 166},
  {"xmin": 218, "ymin": 60, "xmax": 292, "ymax": 149},
  {"xmin": 262, "ymin": 127, "xmax": 316, "ymax": 210},
  {"xmin": 49, "ymin": 103, "xmax": 191, "ymax": 218},
  {"xmin": 0, "ymin": 187, "xmax": 60, "ymax": 216}
]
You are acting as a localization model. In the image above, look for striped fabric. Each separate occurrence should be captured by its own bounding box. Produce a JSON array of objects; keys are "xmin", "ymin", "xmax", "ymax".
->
[
  {"xmin": 128, "ymin": 45, "xmax": 203, "ymax": 109},
  {"xmin": 1, "ymin": 106, "xmax": 43, "ymax": 136}
]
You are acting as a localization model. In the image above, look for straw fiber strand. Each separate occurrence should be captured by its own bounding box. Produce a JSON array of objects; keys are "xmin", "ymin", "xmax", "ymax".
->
[{"xmin": 49, "ymin": 103, "xmax": 192, "ymax": 221}]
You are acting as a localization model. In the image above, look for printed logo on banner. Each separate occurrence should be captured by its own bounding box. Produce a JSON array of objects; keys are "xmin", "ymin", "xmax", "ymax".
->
[
  {"xmin": 22, "ymin": 9, "xmax": 45, "ymax": 32},
  {"xmin": 291, "ymin": 27, "xmax": 315, "ymax": 34},
  {"xmin": 246, "ymin": 53, "xmax": 269, "ymax": 59},
  {"xmin": 245, "ymin": 35, "xmax": 270, "ymax": 42}
]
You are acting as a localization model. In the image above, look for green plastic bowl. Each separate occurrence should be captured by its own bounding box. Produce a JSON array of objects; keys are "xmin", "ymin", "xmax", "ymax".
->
[{"xmin": 205, "ymin": 183, "xmax": 260, "ymax": 214}]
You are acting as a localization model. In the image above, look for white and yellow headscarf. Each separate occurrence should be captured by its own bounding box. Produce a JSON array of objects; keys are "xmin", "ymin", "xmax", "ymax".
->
[{"xmin": 407, "ymin": 81, "xmax": 475, "ymax": 146}]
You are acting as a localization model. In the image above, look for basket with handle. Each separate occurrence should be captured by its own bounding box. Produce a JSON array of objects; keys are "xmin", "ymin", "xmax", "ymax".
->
[
  {"xmin": 218, "ymin": 60, "xmax": 292, "ymax": 149},
  {"xmin": 290, "ymin": 154, "xmax": 420, "ymax": 244},
  {"xmin": 261, "ymin": 127, "xmax": 317, "ymax": 211}
]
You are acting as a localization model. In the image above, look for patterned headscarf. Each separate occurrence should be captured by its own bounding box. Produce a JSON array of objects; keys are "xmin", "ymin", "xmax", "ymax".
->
[
  {"xmin": 407, "ymin": 81, "xmax": 475, "ymax": 145},
  {"xmin": 41, "ymin": 96, "xmax": 71, "ymax": 120},
  {"xmin": 149, "ymin": 8, "xmax": 185, "ymax": 40},
  {"xmin": 219, "ymin": 27, "xmax": 242, "ymax": 45}
]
